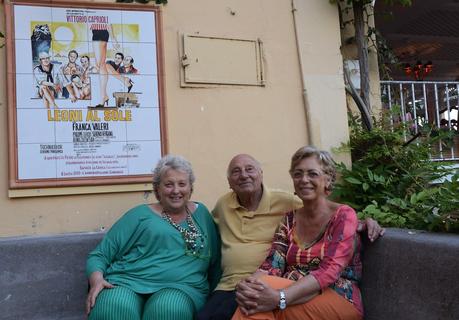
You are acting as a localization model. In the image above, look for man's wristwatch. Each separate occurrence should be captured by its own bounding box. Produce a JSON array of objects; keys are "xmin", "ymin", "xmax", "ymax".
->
[{"xmin": 278, "ymin": 290, "xmax": 287, "ymax": 310}]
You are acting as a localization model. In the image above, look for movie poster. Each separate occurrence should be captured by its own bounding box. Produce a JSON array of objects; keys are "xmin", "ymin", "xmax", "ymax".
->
[{"xmin": 10, "ymin": 3, "xmax": 163, "ymax": 186}]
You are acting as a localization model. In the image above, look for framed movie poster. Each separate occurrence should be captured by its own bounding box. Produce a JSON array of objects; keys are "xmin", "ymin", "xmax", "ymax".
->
[{"xmin": 5, "ymin": 0, "xmax": 166, "ymax": 189}]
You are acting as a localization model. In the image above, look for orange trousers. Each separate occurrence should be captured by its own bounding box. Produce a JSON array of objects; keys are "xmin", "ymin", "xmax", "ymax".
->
[{"xmin": 231, "ymin": 275, "xmax": 362, "ymax": 320}]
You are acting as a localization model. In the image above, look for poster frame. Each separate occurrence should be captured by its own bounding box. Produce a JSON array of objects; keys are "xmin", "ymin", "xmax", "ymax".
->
[{"xmin": 5, "ymin": 0, "xmax": 168, "ymax": 189}]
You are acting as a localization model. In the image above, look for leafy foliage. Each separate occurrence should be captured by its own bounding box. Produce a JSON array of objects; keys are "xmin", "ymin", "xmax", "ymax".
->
[{"xmin": 332, "ymin": 112, "xmax": 459, "ymax": 233}]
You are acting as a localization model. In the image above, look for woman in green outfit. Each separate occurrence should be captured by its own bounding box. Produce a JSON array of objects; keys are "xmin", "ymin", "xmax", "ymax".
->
[{"xmin": 86, "ymin": 155, "xmax": 221, "ymax": 320}]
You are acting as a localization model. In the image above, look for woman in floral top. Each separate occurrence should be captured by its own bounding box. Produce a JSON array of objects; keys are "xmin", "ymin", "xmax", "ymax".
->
[{"xmin": 232, "ymin": 146, "xmax": 363, "ymax": 320}]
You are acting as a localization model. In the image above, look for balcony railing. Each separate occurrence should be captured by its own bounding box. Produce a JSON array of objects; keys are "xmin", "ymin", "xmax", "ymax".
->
[{"xmin": 380, "ymin": 80, "xmax": 459, "ymax": 161}]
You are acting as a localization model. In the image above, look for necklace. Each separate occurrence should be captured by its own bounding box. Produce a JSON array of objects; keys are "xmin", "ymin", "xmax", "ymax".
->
[{"xmin": 161, "ymin": 206, "xmax": 204, "ymax": 255}]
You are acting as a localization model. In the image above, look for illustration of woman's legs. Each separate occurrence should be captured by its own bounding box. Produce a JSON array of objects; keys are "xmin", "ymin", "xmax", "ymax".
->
[{"xmin": 93, "ymin": 40, "xmax": 109, "ymax": 106}]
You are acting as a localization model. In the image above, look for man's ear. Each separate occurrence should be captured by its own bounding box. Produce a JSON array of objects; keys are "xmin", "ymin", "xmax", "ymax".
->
[
  {"xmin": 258, "ymin": 168, "xmax": 264, "ymax": 181},
  {"xmin": 227, "ymin": 177, "xmax": 233, "ymax": 190}
]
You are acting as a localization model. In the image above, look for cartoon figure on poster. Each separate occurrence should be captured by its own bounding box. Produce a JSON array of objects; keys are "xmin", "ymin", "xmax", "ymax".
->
[
  {"xmin": 32, "ymin": 51, "xmax": 61, "ymax": 109},
  {"xmin": 119, "ymin": 56, "xmax": 138, "ymax": 74},
  {"xmin": 31, "ymin": 23, "xmax": 61, "ymax": 109},
  {"xmin": 30, "ymin": 18, "xmax": 142, "ymax": 109},
  {"xmin": 90, "ymin": 21, "xmax": 135, "ymax": 108},
  {"xmin": 80, "ymin": 55, "xmax": 95, "ymax": 99},
  {"xmin": 60, "ymin": 49, "xmax": 85, "ymax": 102}
]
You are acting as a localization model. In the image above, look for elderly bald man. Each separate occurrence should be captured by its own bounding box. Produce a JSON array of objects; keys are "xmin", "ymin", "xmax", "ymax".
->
[{"xmin": 196, "ymin": 154, "xmax": 384, "ymax": 320}]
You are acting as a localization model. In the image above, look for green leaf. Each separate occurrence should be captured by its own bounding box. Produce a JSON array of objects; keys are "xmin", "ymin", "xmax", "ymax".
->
[
  {"xmin": 410, "ymin": 193, "xmax": 417, "ymax": 205},
  {"xmin": 367, "ymin": 168, "xmax": 374, "ymax": 181},
  {"xmin": 416, "ymin": 190, "xmax": 428, "ymax": 202},
  {"xmin": 362, "ymin": 182, "xmax": 369, "ymax": 191},
  {"xmin": 344, "ymin": 177, "xmax": 362, "ymax": 184}
]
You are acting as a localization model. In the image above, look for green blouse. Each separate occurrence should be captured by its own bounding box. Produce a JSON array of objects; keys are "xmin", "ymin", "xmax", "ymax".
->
[{"xmin": 86, "ymin": 202, "xmax": 222, "ymax": 310}]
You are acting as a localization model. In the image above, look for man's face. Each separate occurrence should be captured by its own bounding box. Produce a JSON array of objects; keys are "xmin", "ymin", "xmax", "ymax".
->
[
  {"xmin": 68, "ymin": 52, "xmax": 77, "ymax": 63},
  {"xmin": 123, "ymin": 56, "xmax": 132, "ymax": 67},
  {"xmin": 114, "ymin": 54, "xmax": 123, "ymax": 65},
  {"xmin": 80, "ymin": 57, "xmax": 89, "ymax": 68},
  {"xmin": 40, "ymin": 56, "xmax": 50, "ymax": 67},
  {"xmin": 227, "ymin": 154, "xmax": 263, "ymax": 197}
]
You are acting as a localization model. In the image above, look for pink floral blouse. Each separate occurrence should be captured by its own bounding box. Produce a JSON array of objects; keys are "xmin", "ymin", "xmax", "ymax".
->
[{"xmin": 258, "ymin": 205, "xmax": 363, "ymax": 315}]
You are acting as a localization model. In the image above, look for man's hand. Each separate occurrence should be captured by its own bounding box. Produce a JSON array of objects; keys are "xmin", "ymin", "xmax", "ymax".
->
[
  {"xmin": 235, "ymin": 276, "xmax": 278, "ymax": 315},
  {"xmin": 358, "ymin": 217, "xmax": 385, "ymax": 242},
  {"xmin": 85, "ymin": 271, "xmax": 114, "ymax": 315}
]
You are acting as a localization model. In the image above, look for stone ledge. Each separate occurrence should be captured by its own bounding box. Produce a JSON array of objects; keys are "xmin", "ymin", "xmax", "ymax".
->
[
  {"xmin": 0, "ymin": 232, "xmax": 103, "ymax": 320},
  {"xmin": 361, "ymin": 228, "xmax": 459, "ymax": 320},
  {"xmin": 1, "ymin": 229, "xmax": 458, "ymax": 319}
]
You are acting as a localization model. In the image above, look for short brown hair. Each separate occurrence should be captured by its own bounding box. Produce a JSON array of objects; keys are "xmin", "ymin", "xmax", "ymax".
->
[{"xmin": 289, "ymin": 145, "xmax": 336, "ymax": 191}]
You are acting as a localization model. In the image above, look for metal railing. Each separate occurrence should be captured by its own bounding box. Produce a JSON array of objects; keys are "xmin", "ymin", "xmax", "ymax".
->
[{"xmin": 380, "ymin": 81, "xmax": 459, "ymax": 161}]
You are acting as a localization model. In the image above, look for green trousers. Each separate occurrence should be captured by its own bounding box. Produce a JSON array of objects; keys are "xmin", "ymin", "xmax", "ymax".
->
[{"xmin": 89, "ymin": 286, "xmax": 195, "ymax": 320}]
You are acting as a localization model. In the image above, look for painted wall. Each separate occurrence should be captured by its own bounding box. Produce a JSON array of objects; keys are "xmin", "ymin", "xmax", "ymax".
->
[
  {"xmin": 292, "ymin": 0, "xmax": 351, "ymax": 165},
  {"xmin": 0, "ymin": 0, "xmax": 349, "ymax": 237}
]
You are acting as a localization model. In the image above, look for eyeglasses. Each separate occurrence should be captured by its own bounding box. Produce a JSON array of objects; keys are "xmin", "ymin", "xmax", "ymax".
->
[{"xmin": 291, "ymin": 170, "xmax": 324, "ymax": 180}]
